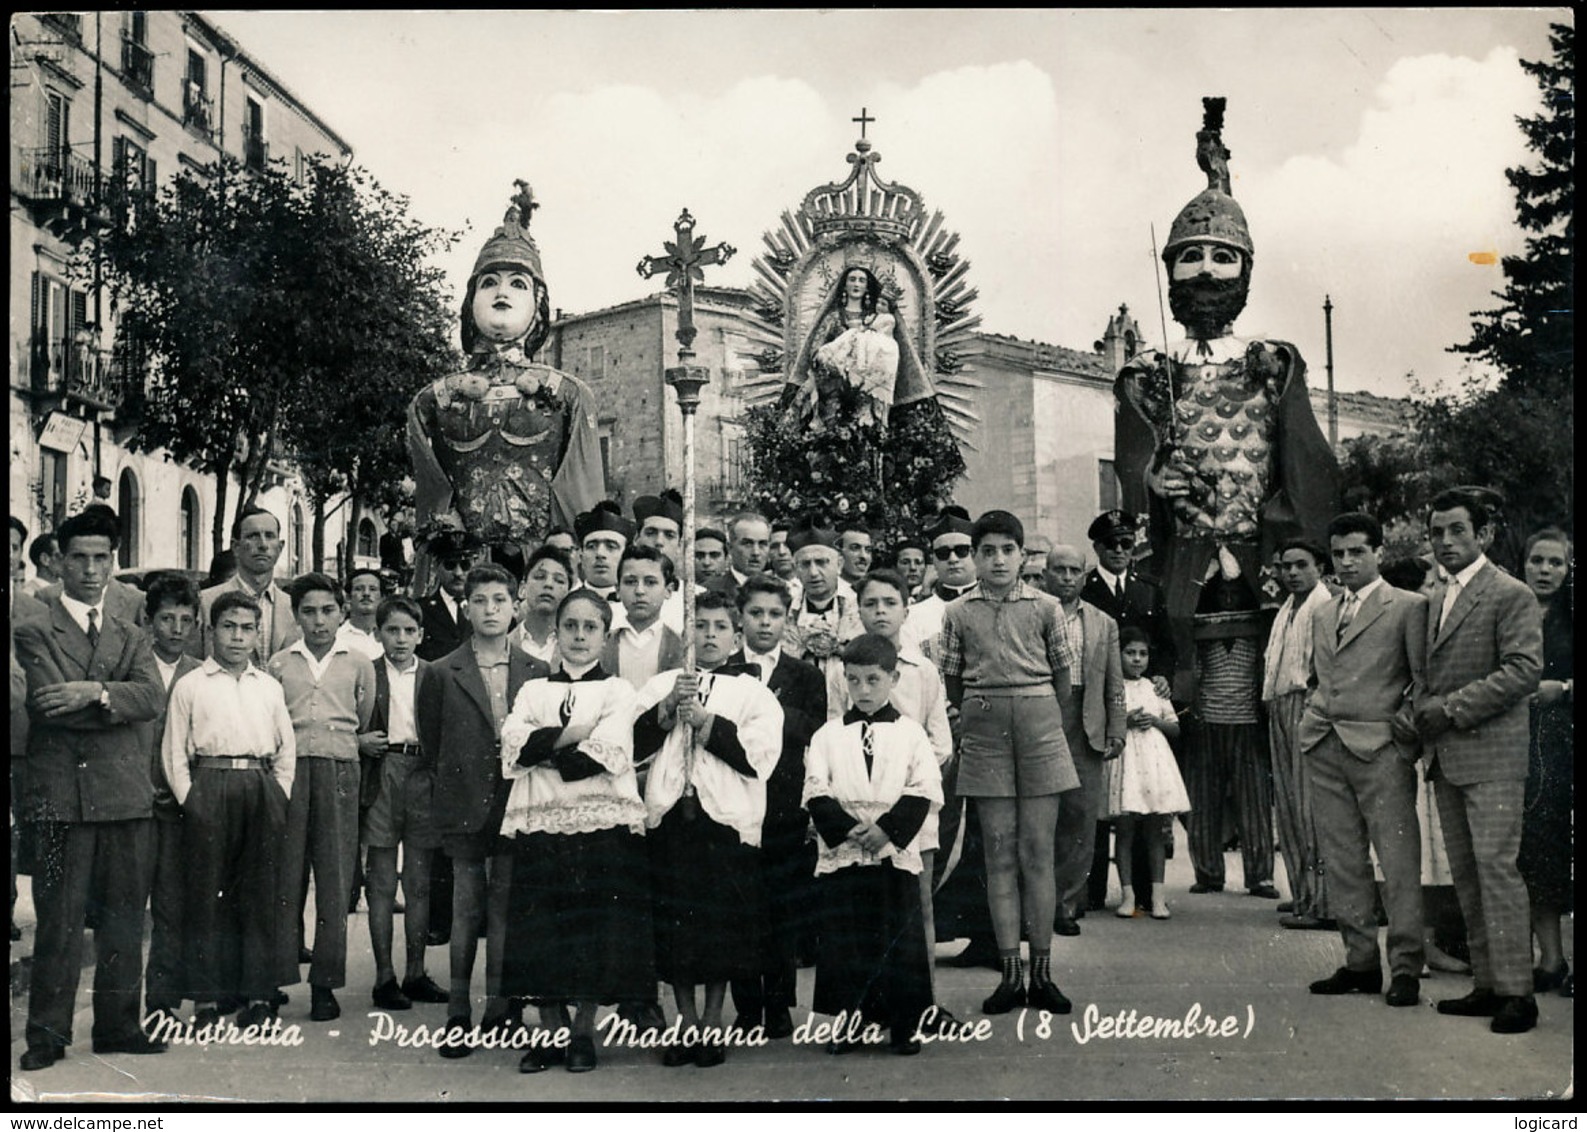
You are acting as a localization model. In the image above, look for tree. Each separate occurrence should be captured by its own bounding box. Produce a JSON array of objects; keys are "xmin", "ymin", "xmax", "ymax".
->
[
  {"xmin": 1433, "ymin": 22, "xmax": 1573, "ymax": 565},
  {"xmin": 90, "ymin": 158, "xmax": 302, "ymax": 557},
  {"xmin": 271, "ymin": 162, "xmax": 458, "ymax": 574},
  {"xmin": 89, "ymin": 154, "xmax": 457, "ymax": 564}
]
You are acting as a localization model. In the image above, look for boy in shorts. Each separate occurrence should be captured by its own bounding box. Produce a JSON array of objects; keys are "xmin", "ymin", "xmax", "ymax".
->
[{"xmin": 938, "ymin": 511, "xmax": 1078, "ymax": 1017}]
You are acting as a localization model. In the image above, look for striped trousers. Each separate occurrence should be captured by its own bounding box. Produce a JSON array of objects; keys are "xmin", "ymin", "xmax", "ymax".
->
[
  {"xmin": 1267, "ymin": 690, "xmax": 1328, "ymax": 918},
  {"xmin": 1183, "ymin": 720, "xmax": 1274, "ymax": 890}
]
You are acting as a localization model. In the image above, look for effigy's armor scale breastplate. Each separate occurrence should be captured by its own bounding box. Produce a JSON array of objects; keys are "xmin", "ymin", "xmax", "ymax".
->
[{"xmin": 1166, "ymin": 357, "xmax": 1277, "ymax": 542}]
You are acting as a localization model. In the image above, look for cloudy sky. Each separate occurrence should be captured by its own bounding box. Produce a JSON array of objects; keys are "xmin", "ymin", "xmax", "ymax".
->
[{"xmin": 201, "ymin": 9, "xmax": 1565, "ymax": 400}]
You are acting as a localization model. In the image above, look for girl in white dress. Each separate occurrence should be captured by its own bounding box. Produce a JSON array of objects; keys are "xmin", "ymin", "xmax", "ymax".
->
[{"xmin": 1105, "ymin": 626, "xmax": 1190, "ymax": 920}]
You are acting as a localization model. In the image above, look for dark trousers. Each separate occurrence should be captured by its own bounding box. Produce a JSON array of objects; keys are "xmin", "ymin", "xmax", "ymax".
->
[
  {"xmin": 280, "ymin": 758, "xmax": 360, "ymax": 989},
  {"xmin": 1184, "ymin": 720, "xmax": 1274, "ymax": 888},
  {"xmin": 186, "ymin": 767, "xmax": 288, "ymax": 1003},
  {"xmin": 145, "ymin": 815, "xmax": 188, "ymax": 1011},
  {"xmin": 27, "ymin": 818, "xmax": 154, "ymax": 1050},
  {"xmin": 1053, "ymin": 696, "xmax": 1100, "ymax": 916},
  {"xmin": 731, "ymin": 830, "xmax": 811, "ymax": 1020}
]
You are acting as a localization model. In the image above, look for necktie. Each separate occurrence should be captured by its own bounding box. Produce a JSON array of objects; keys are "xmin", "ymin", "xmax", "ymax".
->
[
  {"xmin": 1437, "ymin": 579, "xmax": 1461, "ymax": 634},
  {"xmin": 1115, "ymin": 578, "xmax": 1125, "ymax": 604},
  {"xmin": 860, "ymin": 720, "xmax": 874, "ymax": 776},
  {"xmin": 86, "ymin": 608, "xmax": 100, "ymax": 649},
  {"xmin": 1336, "ymin": 594, "xmax": 1357, "ymax": 640}
]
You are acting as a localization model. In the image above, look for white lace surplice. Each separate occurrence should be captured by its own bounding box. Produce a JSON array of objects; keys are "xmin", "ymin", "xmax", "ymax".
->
[{"xmin": 498, "ymin": 676, "xmax": 647, "ymax": 837}]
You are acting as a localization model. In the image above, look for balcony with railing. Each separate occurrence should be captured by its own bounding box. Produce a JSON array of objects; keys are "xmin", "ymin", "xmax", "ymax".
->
[
  {"xmin": 121, "ymin": 36, "xmax": 154, "ymax": 94},
  {"xmin": 13, "ymin": 145, "xmax": 96, "ymax": 208},
  {"xmin": 26, "ymin": 334, "xmax": 121, "ymax": 410},
  {"xmin": 183, "ymin": 81, "xmax": 215, "ymax": 138},
  {"xmin": 243, "ymin": 127, "xmax": 269, "ymax": 171},
  {"xmin": 41, "ymin": 13, "xmax": 83, "ymax": 41}
]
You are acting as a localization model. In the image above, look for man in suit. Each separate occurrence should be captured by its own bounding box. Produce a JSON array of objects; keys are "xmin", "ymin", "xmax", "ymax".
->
[
  {"xmin": 415, "ymin": 563, "xmax": 550, "ymax": 1054},
  {"xmin": 1078, "ymin": 510, "xmax": 1172, "ymax": 909},
  {"xmin": 1300, "ymin": 513, "xmax": 1427, "ymax": 1008},
  {"xmin": 1414, "ymin": 488, "xmax": 1543, "ymax": 1033},
  {"xmin": 37, "ymin": 508, "xmax": 146, "ymax": 628},
  {"xmin": 197, "ymin": 506, "xmax": 298, "ymax": 662},
  {"xmin": 574, "ymin": 501, "xmax": 633, "ymax": 601},
  {"xmin": 13, "ymin": 508, "xmax": 166, "ymax": 1070},
  {"xmin": 727, "ymin": 573, "xmax": 827, "ymax": 1035},
  {"xmin": 1044, "ymin": 545, "xmax": 1126, "ymax": 935},
  {"xmin": 726, "ymin": 511, "xmax": 772, "ymax": 593},
  {"xmin": 1263, "ymin": 538, "xmax": 1338, "ymax": 930},
  {"xmin": 415, "ymin": 534, "xmax": 480, "ymax": 664},
  {"xmin": 695, "ymin": 527, "xmax": 736, "ymax": 601}
]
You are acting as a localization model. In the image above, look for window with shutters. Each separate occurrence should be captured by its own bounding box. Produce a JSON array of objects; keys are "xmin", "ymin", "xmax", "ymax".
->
[
  {"xmin": 41, "ymin": 451, "xmax": 69, "ymax": 531},
  {"xmin": 583, "ymin": 344, "xmax": 606, "ymax": 380},
  {"xmin": 243, "ymin": 97, "xmax": 267, "ymax": 170},
  {"xmin": 122, "ymin": 12, "xmax": 153, "ymax": 93},
  {"xmin": 117, "ymin": 469, "xmax": 141, "ymax": 568},
  {"xmin": 44, "ymin": 91, "xmax": 71, "ymax": 171},
  {"xmin": 184, "ymin": 49, "xmax": 212, "ymax": 135}
]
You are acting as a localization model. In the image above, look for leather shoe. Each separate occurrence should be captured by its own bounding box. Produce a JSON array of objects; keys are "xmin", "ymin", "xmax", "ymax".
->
[
  {"xmin": 1277, "ymin": 901, "xmax": 1295, "ymax": 913},
  {"xmin": 1052, "ymin": 914, "xmax": 1080, "ymax": 937},
  {"xmin": 310, "ymin": 986, "xmax": 341, "ymax": 1022},
  {"xmin": 732, "ymin": 1011, "xmax": 761, "ymax": 1034},
  {"xmin": 1072, "ymin": 905, "xmax": 1086, "ymax": 920},
  {"xmin": 520, "ymin": 1042, "xmax": 565, "ymax": 1073},
  {"xmin": 661, "ymin": 1043, "xmax": 694, "ymax": 1067},
  {"xmin": 1027, "ymin": 979, "xmax": 1073, "ymax": 1015},
  {"xmin": 1385, "ymin": 974, "xmax": 1420, "ymax": 1007},
  {"xmin": 1533, "ymin": 963, "xmax": 1570, "ymax": 994},
  {"xmin": 825, "ymin": 1039, "xmax": 863, "ymax": 1055},
  {"xmin": 566, "ymin": 1034, "xmax": 597, "ymax": 1073},
  {"xmin": 1280, "ymin": 913, "xmax": 1337, "ymax": 931},
  {"xmin": 1490, "ymin": 995, "xmax": 1538, "ymax": 1034},
  {"xmin": 1247, "ymin": 883, "xmax": 1281, "ymax": 899},
  {"xmin": 92, "ymin": 1033, "xmax": 168, "ymax": 1055},
  {"xmin": 401, "ymin": 974, "xmax": 449, "ymax": 1004},
  {"xmin": 236, "ymin": 1002, "xmax": 277, "ymax": 1030},
  {"xmin": 1437, "ymin": 988, "xmax": 1502, "ymax": 1017},
  {"xmin": 372, "ymin": 978, "xmax": 412, "ymax": 1011},
  {"xmin": 982, "ymin": 981, "xmax": 1026, "ymax": 1015},
  {"xmin": 764, "ymin": 1007, "xmax": 794, "ymax": 1040},
  {"xmin": 1188, "ymin": 881, "xmax": 1223, "ymax": 894},
  {"xmin": 1309, "ymin": 966, "xmax": 1383, "ymax": 995},
  {"xmin": 19, "ymin": 1045, "xmax": 64, "ymax": 1071},
  {"xmin": 193, "ymin": 1006, "xmax": 222, "ymax": 1031},
  {"xmin": 891, "ymin": 1037, "xmax": 922, "ymax": 1055},
  {"xmin": 438, "ymin": 1016, "xmax": 474, "ymax": 1058},
  {"xmin": 694, "ymin": 1041, "xmax": 726, "ymax": 1068}
]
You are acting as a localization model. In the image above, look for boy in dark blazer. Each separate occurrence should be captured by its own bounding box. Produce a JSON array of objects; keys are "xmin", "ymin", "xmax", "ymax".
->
[
  {"xmin": 416, "ymin": 564, "xmax": 549, "ymax": 1055},
  {"xmin": 14, "ymin": 508, "xmax": 165, "ymax": 1070},
  {"xmin": 727, "ymin": 574, "xmax": 827, "ymax": 1038}
]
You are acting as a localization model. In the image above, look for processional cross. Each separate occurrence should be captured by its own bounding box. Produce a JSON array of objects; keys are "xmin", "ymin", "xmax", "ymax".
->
[{"xmin": 634, "ymin": 210, "xmax": 736, "ymax": 752}]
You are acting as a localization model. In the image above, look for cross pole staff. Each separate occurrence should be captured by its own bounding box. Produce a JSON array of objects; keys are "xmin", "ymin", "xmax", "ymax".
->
[{"xmin": 636, "ymin": 209, "xmax": 735, "ymax": 756}]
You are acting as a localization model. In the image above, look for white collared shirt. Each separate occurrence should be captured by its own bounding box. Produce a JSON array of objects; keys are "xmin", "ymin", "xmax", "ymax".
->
[
  {"xmin": 438, "ymin": 589, "xmax": 460, "ymax": 626},
  {"xmin": 1094, "ymin": 565, "xmax": 1126, "ymax": 600},
  {"xmin": 745, "ymin": 644, "xmax": 782, "ymax": 685},
  {"xmin": 288, "ymin": 637, "xmax": 352, "ymax": 684},
  {"xmin": 337, "ymin": 620, "xmax": 385, "ymax": 661},
  {"xmin": 155, "ymin": 654, "xmax": 182, "ymax": 692},
  {"xmin": 384, "ymin": 658, "xmax": 419, "ymax": 744},
  {"xmin": 615, "ymin": 618, "xmax": 666, "ymax": 690},
  {"xmin": 162, "ymin": 658, "xmax": 296, "ymax": 804},
  {"xmin": 58, "ymin": 591, "xmax": 107, "ymax": 638},
  {"xmin": 1439, "ymin": 554, "xmax": 1486, "ymax": 628},
  {"xmin": 1349, "ymin": 575, "xmax": 1386, "ymax": 606}
]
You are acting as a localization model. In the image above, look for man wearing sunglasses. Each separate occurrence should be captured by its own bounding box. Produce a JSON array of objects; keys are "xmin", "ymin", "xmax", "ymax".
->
[
  {"xmin": 900, "ymin": 506, "xmax": 978, "ymax": 664},
  {"xmin": 417, "ymin": 534, "xmax": 481, "ymax": 664}
]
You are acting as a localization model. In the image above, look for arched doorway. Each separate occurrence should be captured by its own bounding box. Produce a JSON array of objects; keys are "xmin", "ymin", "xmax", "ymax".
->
[
  {"xmin": 180, "ymin": 486, "xmax": 202, "ymax": 571},
  {"xmin": 290, "ymin": 502, "xmax": 307, "ymax": 575},
  {"xmin": 116, "ymin": 467, "xmax": 141, "ymax": 569}
]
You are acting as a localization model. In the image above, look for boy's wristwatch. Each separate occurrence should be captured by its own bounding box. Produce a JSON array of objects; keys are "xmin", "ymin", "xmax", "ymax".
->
[{"xmin": 97, "ymin": 683, "xmax": 111, "ymax": 709}]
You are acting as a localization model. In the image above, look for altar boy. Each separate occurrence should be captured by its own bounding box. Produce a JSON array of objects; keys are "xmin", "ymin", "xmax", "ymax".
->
[{"xmin": 803, "ymin": 634, "xmax": 942, "ymax": 1055}]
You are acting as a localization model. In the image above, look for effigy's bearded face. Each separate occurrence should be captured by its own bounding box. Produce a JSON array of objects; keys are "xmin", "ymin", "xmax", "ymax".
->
[
  {"xmin": 472, "ymin": 269, "xmax": 539, "ymax": 343},
  {"xmin": 1167, "ymin": 243, "xmax": 1249, "ymax": 338}
]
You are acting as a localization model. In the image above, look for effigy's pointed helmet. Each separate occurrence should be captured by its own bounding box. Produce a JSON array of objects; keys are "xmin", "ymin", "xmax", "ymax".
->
[
  {"xmin": 471, "ymin": 180, "xmax": 545, "ymax": 286},
  {"xmin": 1162, "ymin": 98, "xmax": 1253, "ymax": 265}
]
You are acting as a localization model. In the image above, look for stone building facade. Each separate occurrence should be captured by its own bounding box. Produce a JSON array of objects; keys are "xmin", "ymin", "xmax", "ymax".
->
[{"xmin": 9, "ymin": 11, "xmax": 379, "ymax": 581}]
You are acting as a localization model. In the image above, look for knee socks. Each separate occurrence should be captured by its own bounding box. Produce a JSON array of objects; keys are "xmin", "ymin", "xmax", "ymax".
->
[
  {"xmin": 999, "ymin": 949, "xmax": 1024, "ymax": 988},
  {"xmin": 1030, "ymin": 951, "xmax": 1051, "ymax": 986}
]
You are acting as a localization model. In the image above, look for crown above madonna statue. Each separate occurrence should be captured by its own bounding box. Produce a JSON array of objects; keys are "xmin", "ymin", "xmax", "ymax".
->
[{"xmin": 800, "ymin": 137, "xmax": 924, "ymax": 241}]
